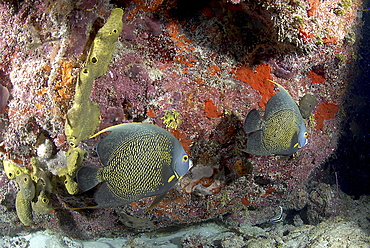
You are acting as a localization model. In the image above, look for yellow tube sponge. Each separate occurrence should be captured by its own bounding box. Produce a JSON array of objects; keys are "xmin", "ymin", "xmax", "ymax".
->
[
  {"xmin": 32, "ymin": 190, "xmax": 52, "ymax": 215},
  {"xmin": 66, "ymin": 146, "xmax": 87, "ymax": 176},
  {"xmin": 63, "ymin": 174, "xmax": 79, "ymax": 195},
  {"xmin": 37, "ymin": 171, "xmax": 54, "ymax": 194},
  {"xmin": 30, "ymin": 157, "xmax": 55, "ymax": 193},
  {"xmin": 30, "ymin": 156, "xmax": 41, "ymax": 182},
  {"xmin": 15, "ymin": 191, "xmax": 33, "ymax": 226},
  {"xmin": 16, "ymin": 173, "xmax": 35, "ymax": 201},
  {"xmin": 64, "ymin": 83, "xmax": 101, "ymax": 147},
  {"xmin": 65, "ymin": 8, "xmax": 123, "ymax": 147},
  {"xmin": 86, "ymin": 8, "xmax": 124, "ymax": 79},
  {"xmin": 3, "ymin": 160, "xmax": 29, "ymax": 180}
]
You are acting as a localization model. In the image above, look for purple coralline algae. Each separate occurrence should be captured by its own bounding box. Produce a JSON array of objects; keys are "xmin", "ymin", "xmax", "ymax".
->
[{"xmin": 0, "ymin": 0, "xmax": 365, "ymax": 240}]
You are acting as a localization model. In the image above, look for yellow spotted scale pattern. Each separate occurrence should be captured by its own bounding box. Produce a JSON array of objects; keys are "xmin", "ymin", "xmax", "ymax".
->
[
  {"xmin": 262, "ymin": 109, "xmax": 300, "ymax": 153},
  {"xmin": 96, "ymin": 130, "xmax": 173, "ymax": 201}
]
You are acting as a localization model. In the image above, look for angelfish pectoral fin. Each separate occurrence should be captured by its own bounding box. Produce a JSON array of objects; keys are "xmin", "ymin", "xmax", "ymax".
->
[{"xmin": 167, "ymin": 174, "xmax": 176, "ymax": 183}]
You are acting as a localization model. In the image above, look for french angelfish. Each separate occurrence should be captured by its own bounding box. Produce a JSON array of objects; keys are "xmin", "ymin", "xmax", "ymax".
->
[
  {"xmin": 76, "ymin": 123, "xmax": 192, "ymax": 211},
  {"xmin": 244, "ymin": 80, "xmax": 308, "ymax": 156}
]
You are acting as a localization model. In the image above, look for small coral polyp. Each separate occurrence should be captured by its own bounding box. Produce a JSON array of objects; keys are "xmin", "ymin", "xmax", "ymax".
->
[{"xmin": 162, "ymin": 109, "xmax": 181, "ymax": 129}]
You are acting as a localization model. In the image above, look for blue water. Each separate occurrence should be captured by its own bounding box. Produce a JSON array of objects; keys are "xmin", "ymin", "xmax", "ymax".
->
[{"xmin": 327, "ymin": 10, "xmax": 370, "ymax": 197}]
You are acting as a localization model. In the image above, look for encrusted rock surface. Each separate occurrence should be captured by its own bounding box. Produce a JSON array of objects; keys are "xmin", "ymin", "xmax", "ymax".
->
[{"xmin": 0, "ymin": 0, "xmax": 368, "ymax": 243}]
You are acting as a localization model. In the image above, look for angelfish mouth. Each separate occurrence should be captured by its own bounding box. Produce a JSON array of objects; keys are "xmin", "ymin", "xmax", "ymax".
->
[
  {"xmin": 300, "ymin": 139, "xmax": 308, "ymax": 148},
  {"xmin": 297, "ymin": 139, "xmax": 308, "ymax": 149},
  {"xmin": 188, "ymin": 160, "xmax": 193, "ymax": 170}
]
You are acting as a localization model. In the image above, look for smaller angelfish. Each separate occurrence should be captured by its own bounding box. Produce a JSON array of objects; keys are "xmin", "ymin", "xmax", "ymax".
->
[
  {"xmin": 76, "ymin": 123, "xmax": 192, "ymax": 212},
  {"xmin": 244, "ymin": 80, "xmax": 308, "ymax": 156}
]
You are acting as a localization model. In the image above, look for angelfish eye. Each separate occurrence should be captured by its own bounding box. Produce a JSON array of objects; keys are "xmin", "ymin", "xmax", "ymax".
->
[
  {"xmin": 304, "ymin": 132, "xmax": 308, "ymax": 138},
  {"xmin": 182, "ymin": 155, "xmax": 189, "ymax": 163}
]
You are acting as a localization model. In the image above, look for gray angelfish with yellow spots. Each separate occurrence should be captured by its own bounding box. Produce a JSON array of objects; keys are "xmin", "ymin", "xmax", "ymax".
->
[
  {"xmin": 244, "ymin": 80, "xmax": 308, "ymax": 156},
  {"xmin": 76, "ymin": 123, "xmax": 192, "ymax": 211}
]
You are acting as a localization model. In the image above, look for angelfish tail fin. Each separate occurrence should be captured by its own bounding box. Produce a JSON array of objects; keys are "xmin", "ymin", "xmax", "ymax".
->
[
  {"xmin": 244, "ymin": 109, "xmax": 262, "ymax": 134},
  {"xmin": 76, "ymin": 166, "xmax": 101, "ymax": 192}
]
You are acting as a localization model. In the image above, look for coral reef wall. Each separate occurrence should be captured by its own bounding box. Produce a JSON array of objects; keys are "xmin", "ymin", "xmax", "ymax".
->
[
  {"xmin": 322, "ymin": 2, "xmax": 370, "ymax": 198},
  {"xmin": 0, "ymin": 0, "xmax": 364, "ymax": 239}
]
